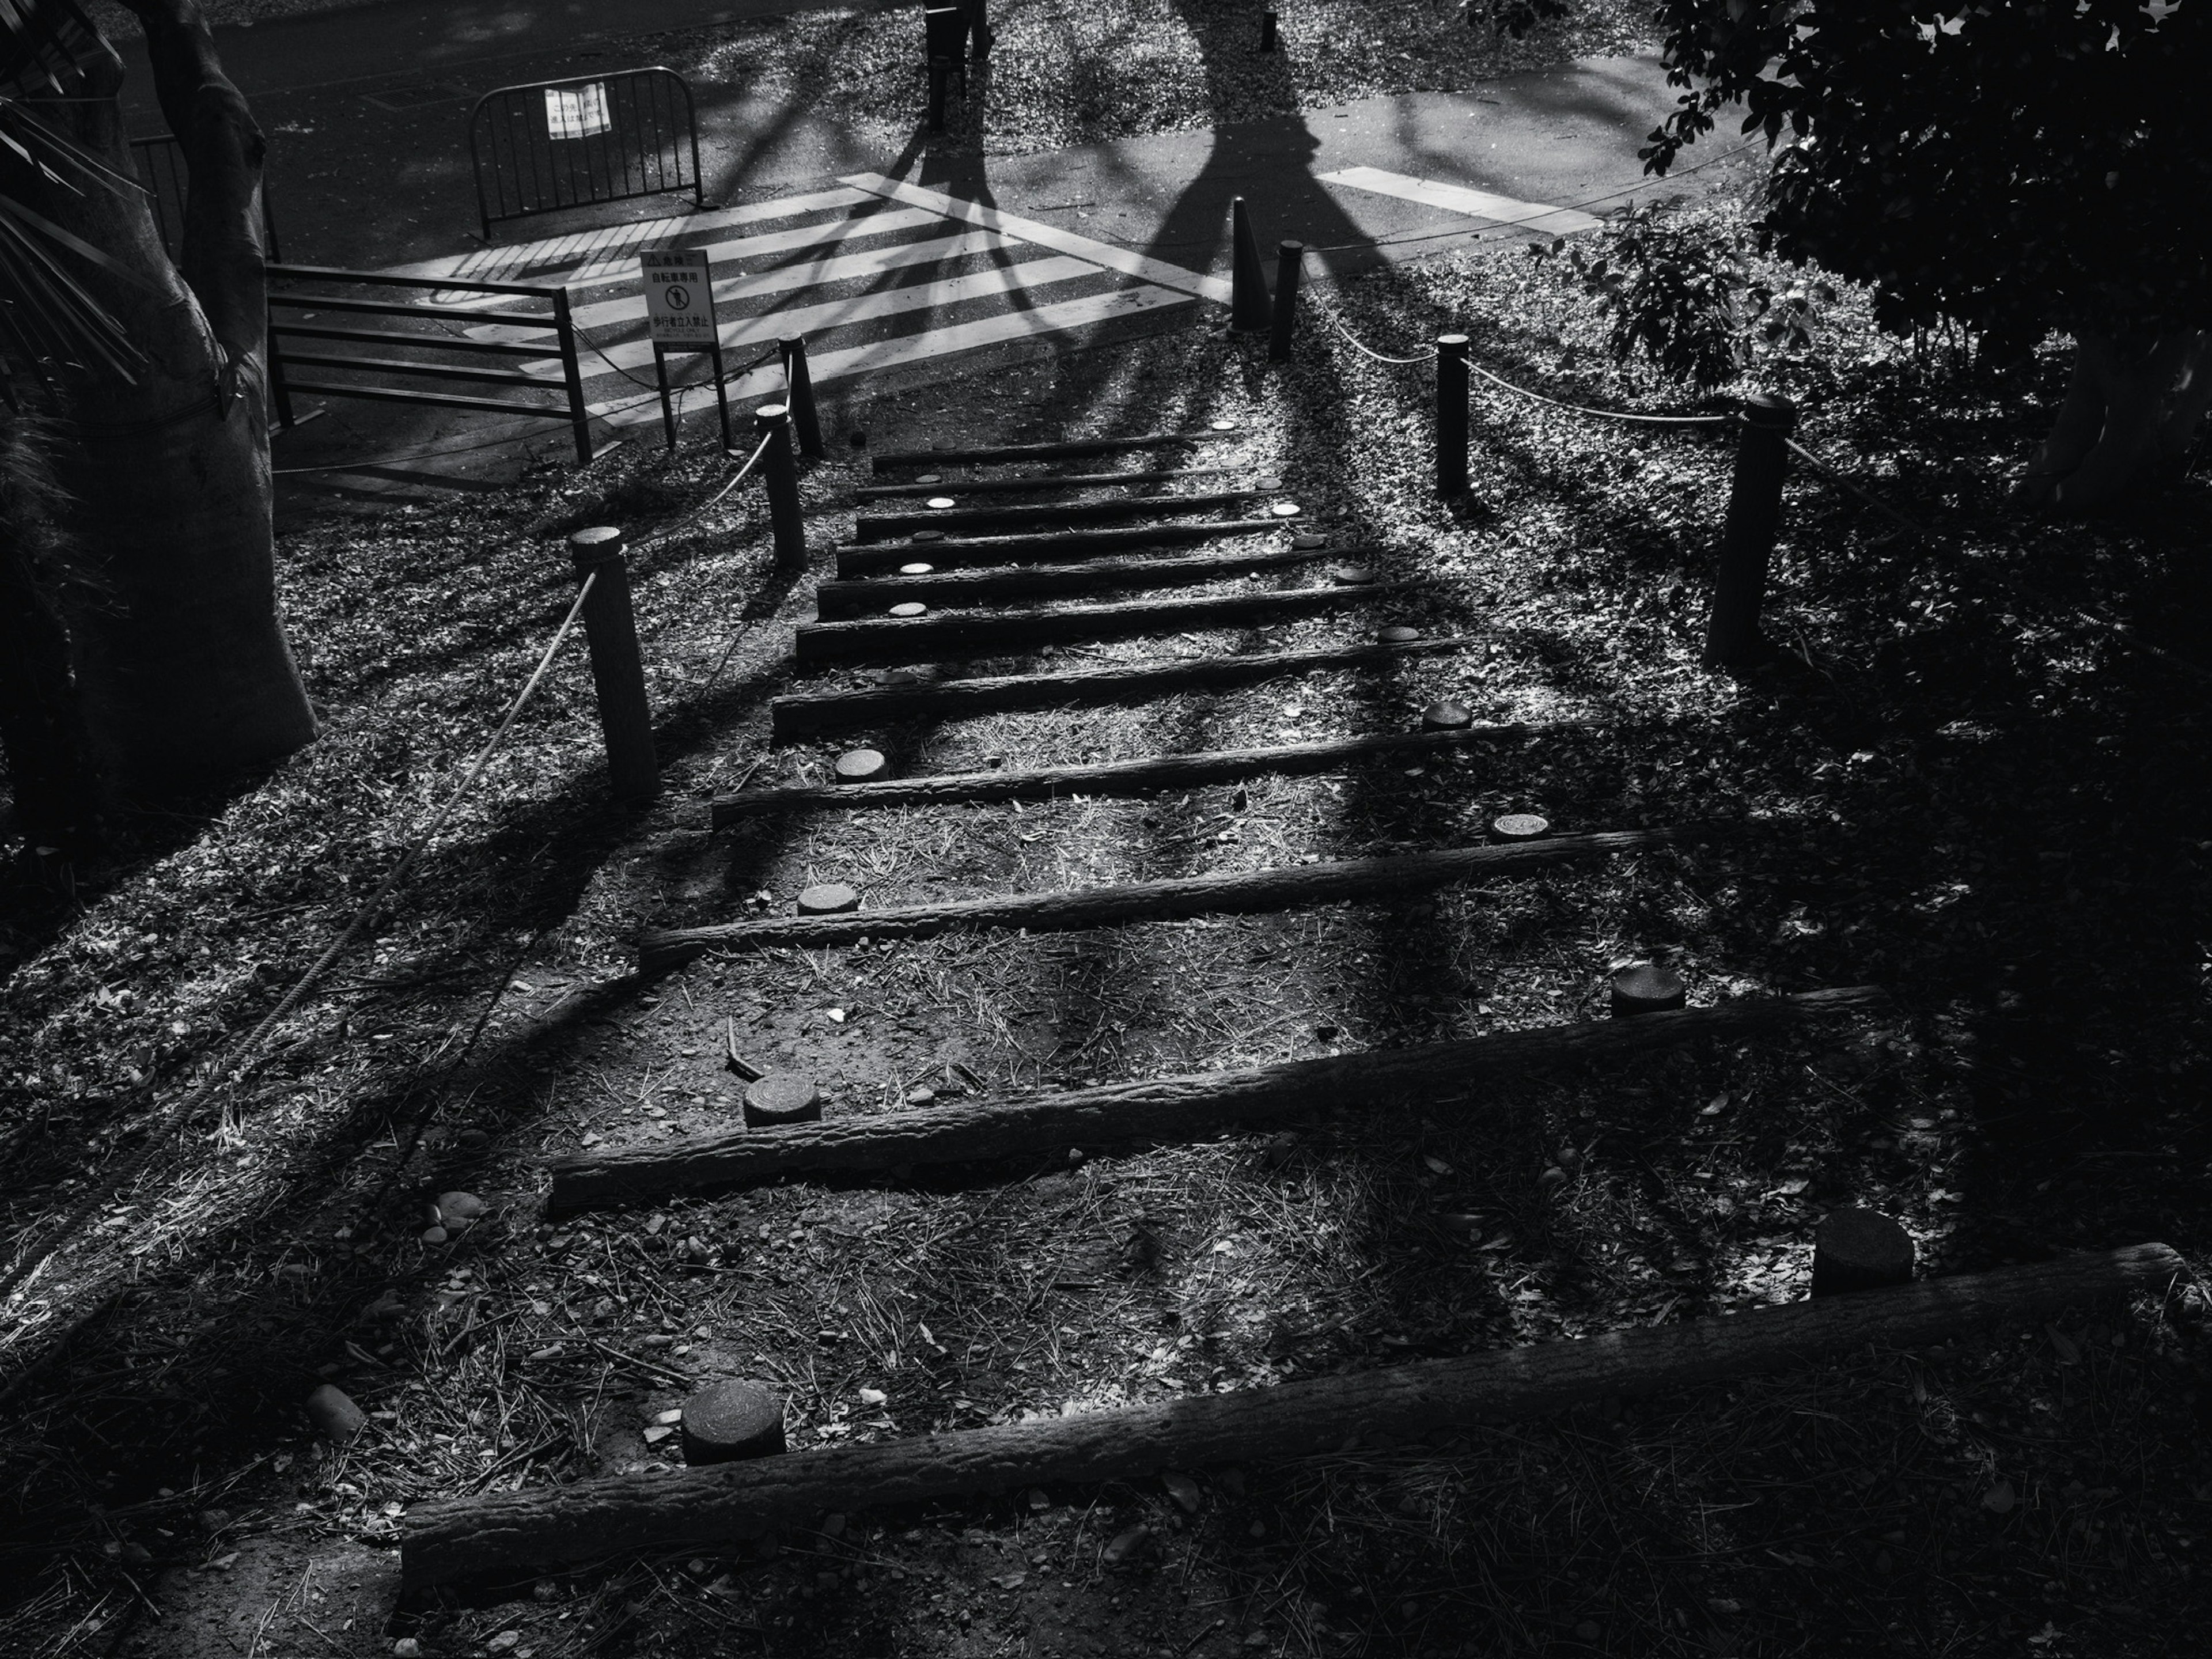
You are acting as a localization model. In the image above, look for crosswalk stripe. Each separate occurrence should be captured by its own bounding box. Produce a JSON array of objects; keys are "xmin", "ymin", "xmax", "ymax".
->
[
  {"xmin": 376, "ymin": 186, "xmax": 876, "ymax": 285},
  {"xmin": 839, "ymin": 173, "xmax": 1236, "ymax": 306},
  {"xmin": 1317, "ymin": 165, "xmax": 1602, "ymax": 236},
  {"xmin": 586, "ymin": 285, "xmax": 1196, "ymax": 427},
  {"xmin": 537, "ymin": 255, "xmax": 1103, "ymax": 378}
]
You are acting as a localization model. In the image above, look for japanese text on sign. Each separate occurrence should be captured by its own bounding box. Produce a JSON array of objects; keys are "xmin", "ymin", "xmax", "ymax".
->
[{"xmin": 638, "ymin": 250, "xmax": 717, "ymax": 347}]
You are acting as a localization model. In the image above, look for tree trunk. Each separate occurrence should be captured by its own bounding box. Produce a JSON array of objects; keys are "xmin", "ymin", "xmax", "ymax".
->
[
  {"xmin": 4, "ymin": 2, "xmax": 315, "ymax": 803},
  {"xmin": 0, "ymin": 404, "xmax": 95, "ymax": 856},
  {"xmin": 2016, "ymin": 331, "xmax": 2212, "ymax": 512}
]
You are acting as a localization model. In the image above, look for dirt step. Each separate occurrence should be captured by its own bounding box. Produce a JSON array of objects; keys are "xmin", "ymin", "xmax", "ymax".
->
[
  {"xmin": 853, "ymin": 488, "xmax": 1291, "ymax": 544},
  {"xmin": 793, "ymin": 582, "xmax": 1410, "ymax": 667},
  {"xmin": 869, "ymin": 428, "xmax": 1244, "ymax": 472},
  {"xmin": 767, "ymin": 633, "xmax": 1477, "ymax": 739},
  {"xmin": 854, "ymin": 466, "xmax": 1239, "ymax": 502},
  {"xmin": 812, "ymin": 543, "xmax": 1354, "ymax": 617},
  {"xmin": 400, "ymin": 1243, "xmax": 2179, "ymax": 1590},
  {"xmin": 713, "ymin": 724, "xmax": 1547, "ymax": 820},
  {"xmin": 637, "ymin": 823, "xmax": 1721, "ymax": 971},
  {"xmin": 836, "ymin": 519, "xmax": 1294, "ymax": 578},
  {"xmin": 549, "ymin": 988, "xmax": 1885, "ymax": 1205}
]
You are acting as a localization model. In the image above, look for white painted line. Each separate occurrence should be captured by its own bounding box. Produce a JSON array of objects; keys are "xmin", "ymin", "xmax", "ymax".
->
[
  {"xmin": 839, "ymin": 172, "xmax": 1236, "ymax": 306},
  {"xmin": 378, "ymin": 187, "xmax": 874, "ymax": 283},
  {"xmin": 473, "ymin": 231, "xmax": 1034, "ymax": 339},
  {"xmin": 548, "ymin": 256, "xmax": 1103, "ymax": 378},
  {"xmin": 1318, "ymin": 165, "xmax": 1603, "ymax": 236},
  {"xmin": 586, "ymin": 285, "xmax": 1195, "ymax": 427}
]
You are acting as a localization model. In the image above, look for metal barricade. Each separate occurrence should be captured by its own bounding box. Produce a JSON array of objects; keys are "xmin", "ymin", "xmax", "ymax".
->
[
  {"xmin": 467, "ymin": 67, "xmax": 703, "ymax": 241},
  {"xmin": 130, "ymin": 133, "xmax": 283, "ymax": 262},
  {"xmin": 265, "ymin": 265, "xmax": 594, "ymax": 466}
]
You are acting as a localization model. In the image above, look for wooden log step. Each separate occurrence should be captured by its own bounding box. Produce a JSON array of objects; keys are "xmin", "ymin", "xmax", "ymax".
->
[
  {"xmin": 638, "ymin": 823, "xmax": 1716, "ymax": 971},
  {"xmin": 812, "ymin": 544, "xmax": 1358, "ymax": 618},
  {"xmin": 854, "ymin": 467, "xmax": 1236, "ymax": 502},
  {"xmin": 768, "ymin": 634, "xmax": 1477, "ymax": 740},
  {"xmin": 837, "ymin": 520, "xmax": 1291, "ymax": 579},
  {"xmin": 399, "ymin": 1243, "xmax": 2188, "ymax": 1589},
  {"xmin": 795, "ymin": 583, "xmax": 1410, "ymax": 668},
  {"xmin": 714, "ymin": 725, "xmax": 1541, "ymax": 821},
  {"xmin": 870, "ymin": 430, "xmax": 1243, "ymax": 473},
  {"xmin": 550, "ymin": 987, "xmax": 1883, "ymax": 1206},
  {"xmin": 854, "ymin": 489, "xmax": 1286, "ymax": 544}
]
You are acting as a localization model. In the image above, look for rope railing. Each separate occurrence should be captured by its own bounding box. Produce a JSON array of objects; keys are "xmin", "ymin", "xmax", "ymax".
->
[{"xmin": 0, "ymin": 571, "xmax": 601, "ymax": 1320}]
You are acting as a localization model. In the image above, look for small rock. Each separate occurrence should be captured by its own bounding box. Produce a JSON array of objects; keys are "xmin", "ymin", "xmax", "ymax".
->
[
  {"xmin": 1537, "ymin": 1166, "xmax": 1569, "ymax": 1191},
  {"xmin": 488, "ymin": 1632, "xmax": 521, "ymax": 1654},
  {"xmin": 532, "ymin": 1581, "xmax": 560, "ymax": 1602},
  {"xmin": 1556, "ymin": 1144, "xmax": 1582, "ymax": 1173},
  {"xmin": 857, "ymin": 1387, "xmax": 888, "ymax": 1406},
  {"xmin": 435, "ymin": 1192, "xmax": 484, "ymax": 1232},
  {"xmin": 903, "ymin": 1086, "xmax": 936, "ymax": 1105},
  {"xmin": 1982, "ymin": 1480, "xmax": 2017, "ymax": 1515},
  {"xmin": 796, "ymin": 882, "xmax": 860, "ymax": 915},
  {"xmin": 392, "ymin": 1641, "xmax": 423, "ymax": 1658},
  {"xmin": 305, "ymin": 1383, "xmax": 366, "ymax": 1444},
  {"xmin": 1161, "ymin": 1472, "xmax": 1203, "ymax": 1513},
  {"xmin": 456, "ymin": 1127, "xmax": 491, "ymax": 1152},
  {"xmin": 1101, "ymin": 1524, "xmax": 1151, "ymax": 1565},
  {"xmin": 419, "ymin": 1225, "xmax": 449, "ymax": 1245}
]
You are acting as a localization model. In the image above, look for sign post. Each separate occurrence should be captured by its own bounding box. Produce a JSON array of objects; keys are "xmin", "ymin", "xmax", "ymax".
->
[{"xmin": 637, "ymin": 249, "xmax": 729, "ymax": 451}]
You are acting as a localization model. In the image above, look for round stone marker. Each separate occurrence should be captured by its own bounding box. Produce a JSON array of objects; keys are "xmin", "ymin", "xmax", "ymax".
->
[
  {"xmin": 1810, "ymin": 1206, "xmax": 1916, "ymax": 1298},
  {"xmin": 1291, "ymin": 533, "xmax": 1326, "ymax": 551},
  {"xmin": 1255, "ymin": 475, "xmax": 1284, "ymax": 491},
  {"xmin": 1421, "ymin": 700, "xmax": 1474, "ymax": 730},
  {"xmin": 680, "ymin": 1378, "xmax": 788, "ymax": 1465},
  {"xmin": 1268, "ymin": 500, "xmax": 1302, "ymax": 518},
  {"xmin": 796, "ymin": 882, "xmax": 860, "ymax": 915},
  {"xmin": 834, "ymin": 748, "xmax": 889, "ymax": 783},
  {"xmin": 305, "ymin": 1383, "xmax": 366, "ymax": 1444},
  {"xmin": 1330, "ymin": 565, "xmax": 1377, "ymax": 586},
  {"xmin": 915, "ymin": 474, "xmax": 943, "ymax": 485},
  {"xmin": 1209, "ymin": 418, "xmax": 1237, "ymax": 431},
  {"xmin": 911, "ymin": 530, "xmax": 945, "ymax": 543},
  {"xmin": 1609, "ymin": 963, "xmax": 1685, "ymax": 1017},
  {"xmin": 1378, "ymin": 625, "xmax": 1423, "ymax": 643},
  {"xmin": 925, "ymin": 496, "xmax": 956, "ymax": 510},
  {"xmin": 899, "ymin": 562, "xmax": 935, "ymax": 575},
  {"xmin": 1491, "ymin": 813, "xmax": 1551, "ymax": 841},
  {"xmin": 889, "ymin": 601, "xmax": 928, "ymax": 618},
  {"xmin": 744, "ymin": 1072, "xmax": 823, "ymax": 1128}
]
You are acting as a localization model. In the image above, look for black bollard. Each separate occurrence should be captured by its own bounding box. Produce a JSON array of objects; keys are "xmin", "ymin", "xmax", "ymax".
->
[
  {"xmin": 779, "ymin": 336, "xmax": 824, "ymax": 460},
  {"xmin": 567, "ymin": 528, "xmax": 658, "ymax": 804},
  {"xmin": 756, "ymin": 403, "xmax": 807, "ymax": 574},
  {"xmin": 1268, "ymin": 240, "xmax": 1304, "ymax": 363},
  {"xmin": 927, "ymin": 56, "xmax": 950, "ymax": 132},
  {"xmin": 1229, "ymin": 198, "xmax": 1272, "ymax": 334},
  {"xmin": 1703, "ymin": 392, "xmax": 1797, "ymax": 669},
  {"xmin": 1435, "ymin": 333, "xmax": 1469, "ymax": 498},
  {"xmin": 1258, "ymin": 9, "xmax": 1278, "ymax": 52}
]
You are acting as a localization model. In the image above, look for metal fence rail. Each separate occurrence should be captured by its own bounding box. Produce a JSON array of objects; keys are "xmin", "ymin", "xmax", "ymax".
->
[
  {"xmin": 467, "ymin": 66, "xmax": 703, "ymax": 241},
  {"xmin": 130, "ymin": 133, "xmax": 283, "ymax": 262},
  {"xmin": 266, "ymin": 264, "xmax": 594, "ymax": 465}
]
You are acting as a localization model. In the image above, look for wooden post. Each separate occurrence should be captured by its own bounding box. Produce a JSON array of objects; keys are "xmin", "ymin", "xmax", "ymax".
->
[
  {"xmin": 927, "ymin": 56, "xmax": 950, "ymax": 132},
  {"xmin": 1810, "ymin": 1207, "xmax": 1916, "ymax": 1297},
  {"xmin": 756, "ymin": 403, "xmax": 806, "ymax": 574},
  {"xmin": 778, "ymin": 337, "xmax": 824, "ymax": 460},
  {"xmin": 1230, "ymin": 199, "xmax": 1272, "ymax": 334},
  {"xmin": 1269, "ymin": 240, "xmax": 1304, "ymax": 363},
  {"xmin": 1257, "ymin": 8, "xmax": 1278, "ymax": 52},
  {"xmin": 567, "ymin": 528, "xmax": 657, "ymax": 804},
  {"xmin": 1436, "ymin": 333, "xmax": 1469, "ymax": 498},
  {"xmin": 1703, "ymin": 393, "xmax": 1797, "ymax": 669}
]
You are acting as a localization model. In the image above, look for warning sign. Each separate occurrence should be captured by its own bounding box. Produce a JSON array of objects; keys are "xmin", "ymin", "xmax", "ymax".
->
[{"xmin": 638, "ymin": 250, "xmax": 716, "ymax": 347}]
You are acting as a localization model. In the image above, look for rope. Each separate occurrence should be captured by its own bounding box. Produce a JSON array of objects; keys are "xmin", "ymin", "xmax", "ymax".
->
[
  {"xmin": 630, "ymin": 430, "xmax": 774, "ymax": 555},
  {"xmin": 1780, "ymin": 434, "xmax": 2212, "ymax": 687},
  {"xmin": 1467, "ymin": 357, "xmax": 1736, "ymax": 427},
  {"xmin": 1315, "ymin": 304, "xmax": 1435, "ymax": 365},
  {"xmin": 0, "ymin": 572, "xmax": 600, "ymax": 1316}
]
